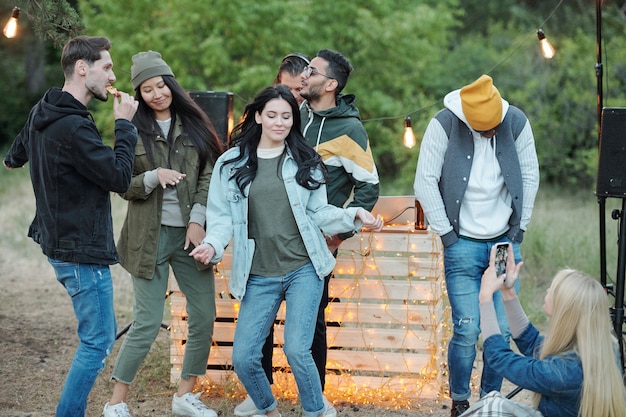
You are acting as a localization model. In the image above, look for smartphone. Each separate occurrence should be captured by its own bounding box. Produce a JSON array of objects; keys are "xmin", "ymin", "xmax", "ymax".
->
[{"xmin": 494, "ymin": 242, "xmax": 509, "ymax": 277}]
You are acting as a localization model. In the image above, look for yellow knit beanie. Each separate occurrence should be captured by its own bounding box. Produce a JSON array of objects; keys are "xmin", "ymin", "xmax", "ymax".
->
[{"xmin": 459, "ymin": 74, "xmax": 502, "ymax": 131}]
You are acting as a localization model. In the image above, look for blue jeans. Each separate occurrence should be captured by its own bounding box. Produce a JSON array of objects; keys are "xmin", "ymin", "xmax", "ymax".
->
[
  {"xmin": 48, "ymin": 258, "xmax": 117, "ymax": 417},
  {"xmin": 261, "ymin": 257, "xmax": 334, "ymax": 390},
  {"xmin": 232, "ymin": 262, "xmax": 324, "ymax": 417},
  {"xmin": 443, "ymin": 238, "xmax": 521, "ymax": 401}
]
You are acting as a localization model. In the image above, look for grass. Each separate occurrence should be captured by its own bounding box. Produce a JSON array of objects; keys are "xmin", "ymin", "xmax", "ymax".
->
[
  {"xmin": 519, "ymin": 186, "xmax": 621, "ymax": 323},
  {"xmin": 379, "ymin": 172, "xmax": 622, "ymax": 324},
  {"xmin": 1, "ymin": 157, "xmax": 623, "ymax": 414},
  {"xmin": 3, "ymin": 151, "xmax": 619, "ymax": 320}
]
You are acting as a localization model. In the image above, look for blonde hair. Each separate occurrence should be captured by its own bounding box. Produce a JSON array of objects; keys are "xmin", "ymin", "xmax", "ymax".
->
[{"xmin": 533, "ymin": 269, "xmax": 625, "ymax": 417}]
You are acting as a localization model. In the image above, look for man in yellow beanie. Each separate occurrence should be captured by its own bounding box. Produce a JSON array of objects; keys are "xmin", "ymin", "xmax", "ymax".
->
[{"xmin": 413, "ymin": 74, "xmax": 539, "ymax": 417}]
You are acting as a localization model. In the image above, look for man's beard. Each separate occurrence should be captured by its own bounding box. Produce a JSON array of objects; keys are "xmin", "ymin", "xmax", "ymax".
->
[
  {"xmin": 87, "ymin": 83, "xmax": 108, "ymax": 102},
  {"xmin": 300, "ymin": 86, "xmax": 320, "ymax": 102}
]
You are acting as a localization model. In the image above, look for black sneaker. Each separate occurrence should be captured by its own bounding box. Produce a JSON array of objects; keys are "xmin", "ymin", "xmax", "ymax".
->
[{"xmin": 450, "ymin": 400, "xmax": 470, "ymax": 417}]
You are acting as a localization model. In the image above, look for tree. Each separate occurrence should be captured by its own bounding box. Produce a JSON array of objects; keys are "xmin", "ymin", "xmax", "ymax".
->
[
  {"xmin": 19, "ymin": 0, "xmax": 83, "ymax": 47},
  {"xmin": 3, "ymin": 0, "xmax": 625, "ymax": 189},
  {"xmin": 77, "ymin": 0, "xmax": 460, "ymax": 192}
]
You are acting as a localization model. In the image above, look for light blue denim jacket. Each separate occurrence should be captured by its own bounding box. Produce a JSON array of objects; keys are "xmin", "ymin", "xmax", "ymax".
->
[
  {"xmin": 484, "ymin": 324, "xmax": 582, "ymax": 417},
  {"xmin": 202, "ymin": 147, "xmax": 363, "ymax": 300}
]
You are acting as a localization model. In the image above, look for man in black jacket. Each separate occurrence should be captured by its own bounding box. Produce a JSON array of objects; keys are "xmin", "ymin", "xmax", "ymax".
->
[{"xmin": 3, "ymin": 35, "xmax": 138, "ymax": 417}]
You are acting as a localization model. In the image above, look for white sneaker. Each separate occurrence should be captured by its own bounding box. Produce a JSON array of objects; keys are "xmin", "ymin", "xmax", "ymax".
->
[
  {"xmin": 322, "ymin": 395, "xmax": 337, "ymax": 417},
  {"xmin": 235, "ymin": 395, "xmax": 259, "ymax": 416},
  {"xmin": 172, "ymin": 392, "xmax": 217, "ymax": 417},
  {"xmin": 102, "ymin": 402, "xmax": 131, "ymax": 417},
  {"xmin": 251, "ymin": 414, "xmax": 281, "ymax": 417}
]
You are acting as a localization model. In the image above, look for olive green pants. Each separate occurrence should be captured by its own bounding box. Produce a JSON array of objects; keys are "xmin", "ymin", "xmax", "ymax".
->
[{"xmin": 112, "ymin": 226, "xmax": 216, "ymax": 383}]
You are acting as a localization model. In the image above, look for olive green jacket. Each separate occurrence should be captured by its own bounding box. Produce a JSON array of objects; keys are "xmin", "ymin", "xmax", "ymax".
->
[{"xmin": 117, "ymin": 119, "xmax": 213, "ymax": 279}]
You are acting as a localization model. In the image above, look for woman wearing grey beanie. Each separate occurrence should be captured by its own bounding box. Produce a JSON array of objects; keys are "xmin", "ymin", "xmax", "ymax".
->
[{"xmin": 102, "ymin": 51, "xmax": 223, "ymax": 417}]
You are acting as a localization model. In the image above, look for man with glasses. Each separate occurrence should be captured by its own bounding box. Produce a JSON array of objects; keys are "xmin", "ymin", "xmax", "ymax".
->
[
  {"xmin": 413, "ymin": 74, "xmax": 539, "ymax": 417},
  {"xmin": 299, "ymin": 49, "xmax": 380, "ymax": 416}
]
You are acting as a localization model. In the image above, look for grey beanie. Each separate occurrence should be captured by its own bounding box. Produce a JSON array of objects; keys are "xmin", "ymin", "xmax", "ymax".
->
[{"xmin": 130, "ymin": 50, "xmax": 174, "ymax": 89}]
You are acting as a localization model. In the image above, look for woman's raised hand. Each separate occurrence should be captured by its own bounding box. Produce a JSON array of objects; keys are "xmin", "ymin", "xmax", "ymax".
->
[
  {"xmin": 357, "ymin": 208, "xmax": 384, "ymax": 232},
  {"xmin": 189, "ymin": 242, "xmax": 216, "ymax": 265}
]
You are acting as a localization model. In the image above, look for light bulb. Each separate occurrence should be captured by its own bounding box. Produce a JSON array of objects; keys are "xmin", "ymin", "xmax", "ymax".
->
[
  {"xmin": 403, "ymin": 116, "xmax": 416, "ymax": 148},
  {"xmin": 3, "ymin": 7, "xmax": 20, "ymax": 39},
  {"xmin": 537, "ymin": 29, "xmax": 555, "ymax": 59}
]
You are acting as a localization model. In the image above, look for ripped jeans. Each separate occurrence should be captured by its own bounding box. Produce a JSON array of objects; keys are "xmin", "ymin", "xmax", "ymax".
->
[
  {"xmin": 443, "ymin": 237, "xmax": 521, "ymax": 402},
  {"xmin": 48, "ymin": 258, "xmax": 117, "ymax": 417}
]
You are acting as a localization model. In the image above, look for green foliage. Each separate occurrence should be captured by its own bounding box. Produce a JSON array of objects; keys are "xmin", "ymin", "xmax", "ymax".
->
[
  {"xmin": 2, "ymin": 0, "xmax": 626, "ymax": 189},
  {"xmin": 496, "ymin": 27, "xmax": 600, "ymax": 186},
  {"xmin": 76, "ymin": 0, "xmax": 461, "ymax": 175},
  {"xmin": 0, "ymin": 0, "xmax": 84, "ymax": 48},
  {"xmin": 26, "ymin": 0, "xmax": 84, "ymax": 48},
  {"xmin": 0, "ymin": 38, "xmax": 29, "ymax": 145},
  {"xmin": 520, "ymin": 184, "xmax": 620, "ymax": 323},
  {"xmin": 0, "ymin": 146, "xmax": 29, "ymax": 194},
  {"xmin": 0, "ymin": 0, "xmax": 69, "ymax": 145}
]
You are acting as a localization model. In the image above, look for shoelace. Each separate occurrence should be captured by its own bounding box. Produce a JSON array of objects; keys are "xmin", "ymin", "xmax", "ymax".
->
[{"xmin": 184, "ymin": 392, "xmax": 209, "ymax": 410}]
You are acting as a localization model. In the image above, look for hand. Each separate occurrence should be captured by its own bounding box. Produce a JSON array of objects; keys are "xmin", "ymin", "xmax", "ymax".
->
[
  {"xmin": 112, "ymin": 91, "xmax": 139, "ymax": 121},
  {"xmin": 356, "ymin": 208, "xmax": 384, "ymax": 232},
  {"xmin": 480, "ymin": 243, "xmax": 523, "ymax": 302},
  {"xmin": 156, "ymin": 168, "xmax": 187, "ymax": 189},
  {"xmin": 479, "ymin": 248, "xmax": 505, "ymax": 303},
  {"xmin": 502, "ymin": 243, "xmax": 523, "ymax": 294},
  {"xmin": 189, "ymin": 242, "xmax": 215, "ymax": 265},
  {"xmin": 184, "ymin": 222, "xmax": 206, "ymax": 250}
]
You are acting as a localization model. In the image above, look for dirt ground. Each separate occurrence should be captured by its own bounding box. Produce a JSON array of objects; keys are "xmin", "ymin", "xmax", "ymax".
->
[{"xmin": 0, "ymin": 176, "xmax": 532, "ymax": 417}]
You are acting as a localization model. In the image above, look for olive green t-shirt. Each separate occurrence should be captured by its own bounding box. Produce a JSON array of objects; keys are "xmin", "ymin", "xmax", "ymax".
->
[{"xmin": 248, "ymin": 152, "xmax": 309, "ymax": 276}]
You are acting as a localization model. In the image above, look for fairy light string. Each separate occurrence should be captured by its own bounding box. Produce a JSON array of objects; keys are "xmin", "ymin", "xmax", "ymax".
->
[
  {"xmin": 169, "ymin": 202, "xmax": 449, "ymax": 409},
  {"xmin": 362, "ymin": 0, "xmax": 565, "ymax": 126}
]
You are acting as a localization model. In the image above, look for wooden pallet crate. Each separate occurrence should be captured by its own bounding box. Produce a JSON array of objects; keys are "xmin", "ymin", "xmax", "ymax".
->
[{"xmin": 169, "ymin": 221, "xmax": 449, "ymax": 404}]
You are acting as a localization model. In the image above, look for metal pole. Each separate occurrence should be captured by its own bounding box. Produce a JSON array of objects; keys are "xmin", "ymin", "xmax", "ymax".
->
[
  {"xmin": 596, "ymin": 0, "xmax": 603, "ymax": 135},
  {"xmin": 596, "ymin": 0, "xmax": 608, "ymax": 289},
  {"xmin": 615, "ymin": 201, "xmax": 626, "ymax": 372}
]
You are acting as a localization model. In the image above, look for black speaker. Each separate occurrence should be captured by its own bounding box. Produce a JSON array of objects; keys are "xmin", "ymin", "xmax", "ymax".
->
[
  {"xmin": 189, "ymin": 91, "xmax": 234, "ymax": 146},
  {"xmin": 596, "ymin": 107, "xmax": 626, "ymax": 197}
]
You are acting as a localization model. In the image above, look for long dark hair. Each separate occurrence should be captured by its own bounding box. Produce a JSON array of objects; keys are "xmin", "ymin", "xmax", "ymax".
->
[
  {"xmin": 223, "ymin": 84, "xmax": 327, "ymax": 195},
  {"xmin": 133, "ymin": 75, "xmax": 223, "ymax": 172}
]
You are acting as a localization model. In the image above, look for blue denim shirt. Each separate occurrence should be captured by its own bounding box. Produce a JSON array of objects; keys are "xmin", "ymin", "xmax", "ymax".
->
[
  {"xmin": 483, "ymin": 323, "xmax": 582, "ymax": 417},
  {"xmin": 202, "ymin": 147, "xmax": 363, "ymax": 300}
]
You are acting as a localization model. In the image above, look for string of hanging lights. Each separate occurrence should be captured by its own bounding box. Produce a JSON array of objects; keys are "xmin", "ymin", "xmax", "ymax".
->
[
  {"xmin": 372, "ymin": 0, "xmax": 565, "ymax": 148},
  {"xmin": 2, "ymin": 1, "xmax": 564, "ymax": 148},
  {"xmin": 537, "ymin": 29, "xmax": 556, "ymax": 59},
  {"xmin": 2, "ymin": 7, "xmax": 19, "ymax": 38},
  {"xmin": 2, "ymin": 1, "xmax": 84, "ymax": 47}
]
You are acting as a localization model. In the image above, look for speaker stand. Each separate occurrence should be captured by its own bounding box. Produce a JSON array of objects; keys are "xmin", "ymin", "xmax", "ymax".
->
[{"xmin": 608, "ymin": 199, "xmax": 626, "ymax": 374}]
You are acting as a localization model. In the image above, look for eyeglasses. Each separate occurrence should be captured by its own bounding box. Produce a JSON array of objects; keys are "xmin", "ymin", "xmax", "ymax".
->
[{"xmin": 303, "ymin": 65, "xmax": 333, "ymax": 79}]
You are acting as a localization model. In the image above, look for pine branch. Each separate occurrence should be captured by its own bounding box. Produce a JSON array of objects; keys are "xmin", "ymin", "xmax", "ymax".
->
[{"xmin": 20, "ymin": 0, "xmax": 85, "ymax": 48}]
